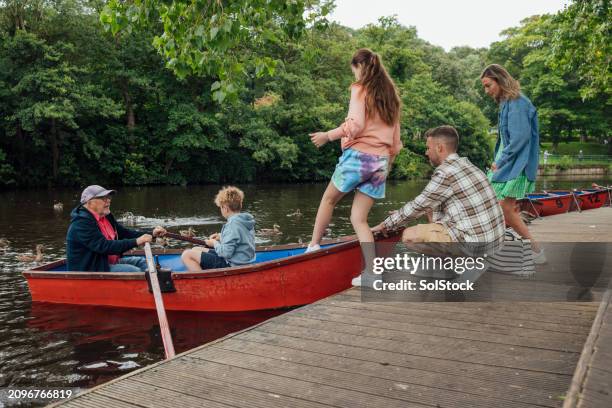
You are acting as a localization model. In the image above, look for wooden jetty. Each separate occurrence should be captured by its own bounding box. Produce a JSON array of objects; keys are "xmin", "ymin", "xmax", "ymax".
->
[
  {"xmin": 52, "ymin": 207, "xmax": 612, "ymax": 408},
  {"xmin": 530, "ymin": 206, "xmax": 612, "ymax": 243}
]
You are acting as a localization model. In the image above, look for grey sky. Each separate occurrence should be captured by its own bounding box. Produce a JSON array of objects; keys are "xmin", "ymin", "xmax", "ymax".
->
[{"xmin": 329, "ymin": 0, "xmax": 570, "ymax": 50}]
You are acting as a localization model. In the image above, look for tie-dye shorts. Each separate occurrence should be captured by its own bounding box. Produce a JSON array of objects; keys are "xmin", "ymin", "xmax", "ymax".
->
[{"xmin": 331, "ymin": 148, "xmax": 389, "ymax": 199}]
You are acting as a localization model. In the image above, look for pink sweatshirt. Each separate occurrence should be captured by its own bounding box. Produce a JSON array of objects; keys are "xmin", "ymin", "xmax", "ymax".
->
[{"xmin": 327, "ymin": 84, "xmax": 402, "ymax": 157}]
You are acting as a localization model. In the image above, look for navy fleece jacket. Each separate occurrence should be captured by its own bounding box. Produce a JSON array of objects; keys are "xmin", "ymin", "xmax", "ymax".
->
[{"xmin": 66, "ymin": 206, "xmax": 149, "ymax": 272}]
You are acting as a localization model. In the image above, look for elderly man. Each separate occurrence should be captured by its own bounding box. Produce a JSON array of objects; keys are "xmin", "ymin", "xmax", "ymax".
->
[
  {"xmin": 66, "ymin": 185, "xmax": 166, "ymax": 272},
  {"xmin": 373, "ymin": 125, "xmax": 505, "ymax": 244}
]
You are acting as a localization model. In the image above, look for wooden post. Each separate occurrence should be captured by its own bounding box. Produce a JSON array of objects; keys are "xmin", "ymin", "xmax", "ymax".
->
[{"xmin": 144, "ymin": 243, "xmax": 176, "ymax": 359}]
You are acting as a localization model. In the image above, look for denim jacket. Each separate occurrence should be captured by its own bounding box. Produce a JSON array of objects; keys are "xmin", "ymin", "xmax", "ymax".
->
[{"xmin": 492, "ymin": 94, "xmax": 539, "ymax": 182}]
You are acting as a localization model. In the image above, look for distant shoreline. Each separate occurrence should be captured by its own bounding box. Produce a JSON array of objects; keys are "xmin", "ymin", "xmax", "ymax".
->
[{"xmin": 538, "ymin": 166, "xmax": 609, "ymax": 177}]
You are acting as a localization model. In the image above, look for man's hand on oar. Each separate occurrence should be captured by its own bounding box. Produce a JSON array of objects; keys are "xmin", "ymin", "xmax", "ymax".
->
[
  {"xmin": 136, "ymin": 234, "xmax": 153, "ymax": 246},
  {"xmin": 152, "ymin": 226, "xmax": 167, "ymax": 237}
]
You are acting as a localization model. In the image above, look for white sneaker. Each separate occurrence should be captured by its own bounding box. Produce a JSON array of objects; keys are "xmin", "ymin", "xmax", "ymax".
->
[
  {"xmin": 305, "ymin": 244, "xmax": 320, "ymax": 253},
  {"xmin": 533, "ymin": 249, "xmax": 547, "ymax": 264},
  {"xmin": 351, "ymin": 273, "xmax": 378, "ymax": 287}
]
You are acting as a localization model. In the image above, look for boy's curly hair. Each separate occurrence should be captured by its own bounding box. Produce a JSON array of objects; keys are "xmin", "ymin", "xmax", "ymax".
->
[{"xmin": 214, "ymin": 186, "xmax": 244, "ymax": 212}]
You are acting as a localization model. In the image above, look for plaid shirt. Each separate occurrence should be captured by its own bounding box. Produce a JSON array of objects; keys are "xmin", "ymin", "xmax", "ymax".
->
[{"xmin": 383, "ymin": 154, "xmax": 505, "ymax": 243}]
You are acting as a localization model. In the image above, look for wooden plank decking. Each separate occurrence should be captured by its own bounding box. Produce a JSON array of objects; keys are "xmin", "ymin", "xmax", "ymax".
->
[
  {"xmin": 52, "ymin": 207, "xmax": 612, "ymax": 408},
  {"xmin": 55, "ymin": 299, "xmax": 598, "ymax": 408},
  {"xmin": 530, "ymin": 206, "xmax": 612, "ymax": 242},
  {"xmin": 563, "ymin": 290, "xmax": 612, "ymax": 408}
]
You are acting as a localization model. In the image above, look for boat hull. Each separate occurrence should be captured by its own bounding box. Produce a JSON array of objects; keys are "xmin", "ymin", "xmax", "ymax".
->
[
  {"xmin": 24, "ymin": 235, "xmax": 399, "ymax": 312},
  {"xmin": 575, "ymin": 189, "xmax": 609, "ymax": 210},
  {"xmin": 518, "ymin": 187, "xmax": 610, "ymax": 217},
  {"xmin": 519, "ymin": 193, "xmax": 573, "ymax": 217}
]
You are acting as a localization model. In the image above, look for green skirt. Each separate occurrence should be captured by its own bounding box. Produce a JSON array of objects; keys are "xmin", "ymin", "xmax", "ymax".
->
[{"xmin": 487, "ymin": 171, "xmax": 535, "ymax": 200}]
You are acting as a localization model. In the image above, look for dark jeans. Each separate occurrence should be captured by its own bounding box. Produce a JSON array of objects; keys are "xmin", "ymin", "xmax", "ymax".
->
[
  {"xmin": 200, "ymin": 249, "xmax": 230, "ymax": 270},
  {"xmin": 110, "ymin": 256, "xmax": 148, "ymax": 272}
]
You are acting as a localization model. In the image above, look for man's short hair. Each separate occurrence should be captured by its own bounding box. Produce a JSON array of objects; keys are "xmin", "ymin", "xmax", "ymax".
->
[
  {"xmin": 425, "ymin": 126, "xmax": 459, "ymax": 152},
  {"xmin": 214, "ymin": 186, "xmax": 244, "ymax": 212}
]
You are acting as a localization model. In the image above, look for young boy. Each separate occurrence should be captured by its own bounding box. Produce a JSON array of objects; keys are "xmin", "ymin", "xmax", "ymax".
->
[{"xmin": 181, "ymin": 186, "xmax": 256, "ymax": 271}]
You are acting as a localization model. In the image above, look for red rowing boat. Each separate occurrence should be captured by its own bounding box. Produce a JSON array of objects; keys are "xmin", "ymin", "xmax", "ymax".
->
[
  {"xmin": 574, "ymin": 188, "xmax": 610, "ymax": 210},
  {"xmin": 23, "ymin": 234, "xmax": 399, "ymax": 312},
  {"xmin": 520, "ymin": 192, "xmax": 573, "ymax": 217},
  {"xmin": 517, "ymin": 186, "xmax": 610, "ymax": 217}
]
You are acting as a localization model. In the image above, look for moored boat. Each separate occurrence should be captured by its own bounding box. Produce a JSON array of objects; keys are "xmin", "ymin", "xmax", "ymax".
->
[
  {"xmin": 542, "ymin": 190, "xmax": 583, "ymax": 212},
  {"xmin": 574, "ymin": 188, "xmax": 610, "ymax": 210},
  {"xmin": 23, "ymin": 234, "xmax": 399, "ymax": 312},
  {"xmin": 517, "ymin": 186, "xmax": 610, "ymax": 217},
  {"xmin": 522, "ymin": 192, "xmax": 573, "ymax": 217}
]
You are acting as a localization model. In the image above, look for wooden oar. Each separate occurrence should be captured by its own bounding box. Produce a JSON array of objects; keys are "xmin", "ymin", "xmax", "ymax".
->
[
  {"xmin": 570, "ymin": 190, "xmax": 582, "ymax": 213},
  {"xmin": 165, "ymin": 231, "xmax": 210, "ymax": 247},
  {"xmin": 527, "ymin": 198, "xmax": 541, "ymax": 219},
  {"xmin": 144, "ymin": 242, "xmax": 176, "ymax": 359}
]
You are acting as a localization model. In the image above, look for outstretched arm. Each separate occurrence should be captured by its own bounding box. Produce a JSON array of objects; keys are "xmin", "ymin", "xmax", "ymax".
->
[
  {"xmin": 74, "ymin": 219, "xmax": 139, "ymax": 255},
  {"xmin": 328, "ymin": 84, "xmax": 366, "ymax": 141},
  {"xmin": 382, "ymin": 169, "xmax": 453, "ymax": 231}
]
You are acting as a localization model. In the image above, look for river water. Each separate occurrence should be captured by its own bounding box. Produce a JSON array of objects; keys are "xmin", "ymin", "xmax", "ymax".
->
[{"xmin": 0, "ymin": 177, "xmax": 609, "ymax": 395}]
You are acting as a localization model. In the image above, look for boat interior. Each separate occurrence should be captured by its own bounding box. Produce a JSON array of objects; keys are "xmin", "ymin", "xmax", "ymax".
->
[{"xmin": 47, "ymin": 243, "xmax": 337, "ymax": 272}]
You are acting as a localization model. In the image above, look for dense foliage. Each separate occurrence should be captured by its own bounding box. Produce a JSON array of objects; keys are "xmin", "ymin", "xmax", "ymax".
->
[
  {"xmin": 551, "ymin": 0, "xmax": 610, "ymax": 101},
  {"xmin": 100, "ymin": 0, "xmax": 333, "ymax": 103},
  {"xmin": 0, "ymin": 0, "xmax": 608, "ymax": 188}
]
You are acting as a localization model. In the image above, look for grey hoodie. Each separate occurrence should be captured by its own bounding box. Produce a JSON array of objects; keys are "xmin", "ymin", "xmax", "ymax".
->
[{"xmin": 213, "ymin": 212, "xmax": 256, "ymax": 266}]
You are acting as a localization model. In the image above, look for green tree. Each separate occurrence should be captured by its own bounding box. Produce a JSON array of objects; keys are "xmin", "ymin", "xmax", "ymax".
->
[
  {"xmin": 356, "ymin": 16, "xmax": 429, "ymax": 83},
  {"xmin": 401, "ymin": 72, "xmax": 492, "ymax": 170},
  {"xmin": 100, "ymin": 0, "xmax": 333, "ymax": 102},
  {"xmin": 551, "ymin": 0, "xmax": 611, "ymax": 100},
  {"xmin": 6, "ymin": 2, "xmax": 599, "ymax": 188},
  {"xmin": 1, "ymin": 31, "xmax": 121, "ymax": 184}
]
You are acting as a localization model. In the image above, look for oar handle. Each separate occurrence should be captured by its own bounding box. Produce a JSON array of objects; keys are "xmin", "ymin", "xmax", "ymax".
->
[
  {"xmin": 144, "ymin": 242, "xmax": 176, "ymax": 359},
  {"xmin": 165, "ymin": 232, "xmax": 210, "ymax": 247}
]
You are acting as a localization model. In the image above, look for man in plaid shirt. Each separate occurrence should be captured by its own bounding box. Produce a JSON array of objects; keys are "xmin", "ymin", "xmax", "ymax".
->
[{"xmin": 373, "ymin": 126, "xmax": 505, "ymax": 244}]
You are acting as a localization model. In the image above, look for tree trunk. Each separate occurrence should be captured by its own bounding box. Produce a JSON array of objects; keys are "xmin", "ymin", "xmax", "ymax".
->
[
  {"xmin": 50, "ymin": 119, "xmax": 59, "ymax": 181},
  {"xmin": 15, "ymin": 125, "xmax": 25, "ymax": 168},
  {"xmin": 551, "ymin": 130, "xmax": 560, "ymax": 149},
  {"xmin": 122, "ymin": 82, "xmax": 135, "ymax": 130},
  {"xmin": 164, "ymin": 157, "xmax": 174, "ymax": 176},
  {"xmin": 8, "ymin": 1, "xmax": 26, "ymax": 33}
]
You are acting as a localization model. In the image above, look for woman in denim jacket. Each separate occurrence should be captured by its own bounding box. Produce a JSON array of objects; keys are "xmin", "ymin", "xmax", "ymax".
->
[{"xmin": 481, "ymin": 64, "xmax": 544, "ymax": 262}]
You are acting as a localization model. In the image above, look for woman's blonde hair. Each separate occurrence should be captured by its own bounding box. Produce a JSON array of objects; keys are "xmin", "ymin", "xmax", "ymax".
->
[
  {"xmin": 480, "ymin": 64, "xmax": 521, "ymax": 103},
  {"xmin": 214, "ymin": 186, "xmax": 244, "ymax": 212},
  {"xmin": 351, "ymin": 48, "xmax": 401, "ymax": 126}
]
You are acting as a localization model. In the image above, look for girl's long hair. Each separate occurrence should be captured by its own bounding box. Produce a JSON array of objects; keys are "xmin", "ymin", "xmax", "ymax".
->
[
  {"xmin": 480, "ymin": 64, "xmax": 521, "ymax": 103},
  {"xmin": 351, "ymin": 49, "xmax": 400, "ymax": 126}
]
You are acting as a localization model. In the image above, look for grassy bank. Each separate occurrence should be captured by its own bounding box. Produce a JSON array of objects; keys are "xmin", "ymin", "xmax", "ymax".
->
[{"xmin": 541, "ymin": 141, "xmax": 610, "ymax": 155}]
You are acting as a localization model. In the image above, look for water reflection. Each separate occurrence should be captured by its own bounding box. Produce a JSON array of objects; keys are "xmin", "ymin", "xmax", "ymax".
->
[{"xmin": 8, "ymin": 303, "xmax": 281, "ymax": 389}]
